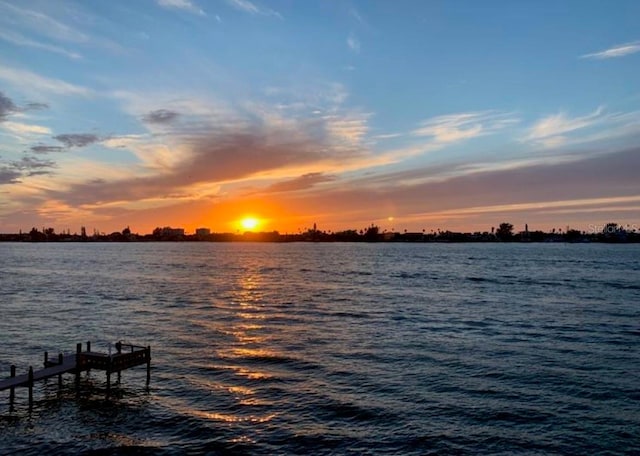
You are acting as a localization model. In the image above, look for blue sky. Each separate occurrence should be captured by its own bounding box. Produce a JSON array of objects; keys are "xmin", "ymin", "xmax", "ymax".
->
[{"xmin": 1, "ymin": 0, "xmax": 639, "ymax": 234}]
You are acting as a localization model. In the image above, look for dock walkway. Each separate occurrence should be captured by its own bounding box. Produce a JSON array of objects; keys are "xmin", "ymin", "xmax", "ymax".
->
[{"xmin": 1, "ymin": 341, "xmax": 150, "ymax": 409}]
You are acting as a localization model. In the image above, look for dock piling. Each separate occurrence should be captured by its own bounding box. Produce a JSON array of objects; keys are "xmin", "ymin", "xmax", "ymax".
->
[
  {"xmin": 58, "ymin": 353, "xmax": 63, "ymax": 388},
  {"xmin": 28, "ymin": 366, "xmax": 33, "ymax": 409},
  {"xmin": 9, "ymin": 365, "xmax": 16, "ymax": 410},
  {"xmin": 146, "ymin": 346, "xmax": 151, "ymax": 387}
]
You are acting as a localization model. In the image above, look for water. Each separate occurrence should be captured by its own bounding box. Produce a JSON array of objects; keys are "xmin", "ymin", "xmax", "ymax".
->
[{"xmin": 0, "ymin": 242, "xmax": 639, "ymax": 455}]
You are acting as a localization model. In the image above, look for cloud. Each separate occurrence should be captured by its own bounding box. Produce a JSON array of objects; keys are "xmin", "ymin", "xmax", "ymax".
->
[
  {"xmin": 273, "ymin": 147, "xmax": 640, "ymax": 230},
  {"xmin": 24, "ymin": 102, "xmax": 49, "ymax": 111},
  {"xmin": 581, "ymin": 41, "xmax": 640, "ymax": 59},
  {"xmin": 11, "ymin": 155, "xmax": 56, "ymax": 175},
  {"xmin": 523, "ymin": 106, "xmax": 640, "ymax": 148},
  {"xmin": 324, "ymin": 113, "xmax": 370, "ymax": 146},
  {"xmin": 225, "ymin": 0, "xmax": 282, "ymax": 18},
  {"xmin": 48, "ymin": 116, "xmax": 368, "ymax": 207},
  {"xmin": 349, "ymin": 8, "xmax": 365, "ymax": 25},
  {"xmin": 0, "ymin": 91, "xmax": 18, "ymax": 120},
  {"xmin": 527, "ymin": 107, "xmax": 603, "ymax": 141},
  {"xmin": 0, "ymin": 154, "xmax": 56, "ymax": 185},
  {"xmin": 0, "ymin": 1, "xmax": 88, "ymax": 43},
  {"xmin": 0, "ymin": 29, "xmax": 82, "ymax": 59},
  {"xmin": 54, "ymin": 133, "xmax": 101, "ymax": 148},
  {"xmin": 413, "ymin": 111, "xmax": 518, "ymax": 144},
  {"xmin": 30, "ymin": 145, "xmax": 65, "ymax": 154},
  {"xmin": 0, "ymin": 91, "xmax": 50, "ymax": 127},
  {"xmin": 347, "ymin": 33, "xmax": 360, "ymax": 53},
  {"xmin": 156, "ymin": 0, "xmax": 205, "ymax": 16},
  {"xmin": 266, "ymin": 173, "xmax": 336, "ymax": 193},
  {"xmin": 0, "ymin": 166, "xmax": 21, "ymax": 184},
  {"xmin": 2, "ymin": 121, "xmax": 51, "ymax": 136},
  {"xmin": 0, "ymin": 65, "xmax": 92, "ymax": 96},
  {"xmin": 142, "ymin": 109, "xmax": 180, "ymax": 124}
]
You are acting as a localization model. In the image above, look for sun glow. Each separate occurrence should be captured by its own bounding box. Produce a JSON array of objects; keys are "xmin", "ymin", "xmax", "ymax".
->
[{"xmin": 240, "ymin": 217, "xmax": 260, "ymax": 231}]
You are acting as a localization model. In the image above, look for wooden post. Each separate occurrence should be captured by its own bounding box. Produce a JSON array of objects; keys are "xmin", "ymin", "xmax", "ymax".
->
[
  {"xmin": 106, "ymin": 356, "xmax": 111, "ymax": 399},
  {"xmin": 9, "ymin": 365, "xmax": 16, "ymax": 410},
  {"xmin": 75, "ymin": 343, "xmax": 81, "ymax": 391},
  {"xmin": 44, "ymin": 351, "xmax": 49, "ymax": 366},
  {"xmin": 146, "ymin": 346, "xmax": 151, "ymax": 387},
  {"xmin": 116, "ymin": 341, "xmax": 122, "ymax": 354},
  {"xmin": 86, "ymin": 342, "xmax": 92, "ymax": 377},
  {"xmin": 28, "ymin": 366, "xmax": 34, "ymax": 409},
  {"xmin": 58, "ymin": 353, "xmax": 64, "ymax": 388}
]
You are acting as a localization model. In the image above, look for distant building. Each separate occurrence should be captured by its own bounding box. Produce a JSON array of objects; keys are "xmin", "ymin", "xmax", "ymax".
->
[
  {"xmin": 195, "ymin": 228, "xmax": 211, "ymax": 238},
  {"xmin": 153, "ymin": 226, "xmax": 184, "ymax": 238}
]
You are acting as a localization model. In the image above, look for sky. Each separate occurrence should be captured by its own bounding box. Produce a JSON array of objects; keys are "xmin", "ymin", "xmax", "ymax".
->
[{"xmin": 0, "ymin": 0, "xmax": 639, "ymax": 235}]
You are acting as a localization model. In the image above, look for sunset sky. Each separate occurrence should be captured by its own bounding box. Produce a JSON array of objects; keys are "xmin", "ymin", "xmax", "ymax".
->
[{"xmin": 1, "ymin": 0, "xmax": 639, "ymax": 235}]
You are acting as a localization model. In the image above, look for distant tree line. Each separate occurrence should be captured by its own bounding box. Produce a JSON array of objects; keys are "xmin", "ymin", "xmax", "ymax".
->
[{"xmin": 0, "ymin": 222, "xmax": 638, "ymax": 243}]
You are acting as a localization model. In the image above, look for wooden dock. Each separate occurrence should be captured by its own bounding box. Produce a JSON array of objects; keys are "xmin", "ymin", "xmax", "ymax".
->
[{"xmin": 1, "ymin": 341, "xmax": 150, "ymax": 409}]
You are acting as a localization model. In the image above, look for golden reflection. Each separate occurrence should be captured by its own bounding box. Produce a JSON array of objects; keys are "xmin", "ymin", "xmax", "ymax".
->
[
  {"xmin": 209, "ymin": 363, "xmax": 274, "ymax": 380},
  {"xmin": 229, "ymin": 331, "xmax": 264, "ymax": 343},
  {"xmin": 237, "ymin": 312, "xmax": 266, "ymax": 320},
  {"xmin": 237, "ymin": 323, "xmax": 262, "ymax": 331},
  {"xmin": 234, "ymin": 366, "xmax": 273, "ymax": 380},
  {"xmin": 228, "ymin": 385, "xmax": 254, "ymax": 396},
  {"xmin": 191, "ymin": 410, "xmax": 277, "ymax": 423},
  {"xmin": 230, "ymin": 435, "xmax": 256, "ymax": 445},
  {"xmin": 220, "ymin": 267, "xmax": 291, "ymax": 383},
  {"xmin": 159, "ymin": 395, "xmax": 276, "ymax": 425}
]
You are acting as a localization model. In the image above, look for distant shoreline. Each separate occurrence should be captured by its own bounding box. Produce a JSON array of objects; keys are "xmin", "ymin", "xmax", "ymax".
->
[{"xmin": 1, "ymin": 229, "xmax": 638, "ymax": 244}]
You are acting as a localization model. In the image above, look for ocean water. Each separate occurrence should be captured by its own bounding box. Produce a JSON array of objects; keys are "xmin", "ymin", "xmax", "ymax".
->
[{"xmin": 0, "ymin": 242, "xmax": 638, "ymax": 455}]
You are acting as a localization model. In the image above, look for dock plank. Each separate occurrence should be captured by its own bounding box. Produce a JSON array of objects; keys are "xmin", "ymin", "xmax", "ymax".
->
[{"xmin": 0, "ymin": 354, "xmax": 77, "ymax": 391}]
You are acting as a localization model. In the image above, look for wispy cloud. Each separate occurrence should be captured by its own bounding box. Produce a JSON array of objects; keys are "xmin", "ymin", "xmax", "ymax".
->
[
  {"xmin": 54, "ymin": 133, "xmax": 101, "ymax": 148},
  {"xmin": 324, "ymin": 113, "xmax": 370, "ymax": 146},
  {"xmin": 347, "ymin": 33, "xmax": 360, "ymax": 53},
  {"xmin": 31, "ymin": 145, "xmax": 65, "ymax": 154},
  {"xmin": 0, "ymin": 91, "xmax": 49, "ymax": 123},
  {"xmin": 0, "ymin": 65, "xmax": 92, "ymax": 96},
  {"xmin": 526, "ymin": 107, "xmax": 603, "ymax": 144},
  {"xmin": 142, "ymin": 109, "xmax": 180, "ymax": 124},
  {"xmin": 413, "ymin": 111, "xmax": 518, "ymax": 144},
  {"xmin": 0, "ymin": 154, "xmax": 56, "ymax": 184},
  {"xmin": 410, "ymin": 195, "xmax": 640, "ymax": 219},
  {"xmin": 225, "ymin": 0, "xmax": 282, "ymax": 18},
  {"xmin": 0, "ymin": 91, "xmax": 18, "ymax": 120},
  {"xmin": 523, "ymin": 106, "xmax": 640, "ymax": 148},
  {"xmin": 349, "ymin": 8, "xmax": 365, "ymax": 25},
  {"xmin": 10, "ymin": 155, "xmax": 56, "ymax": 176},
  {"xmin": 0, "ymin": 1, "xmax": 88, "ymax": 43},
  {"xmin": 0, "ymin": 29, "xmax": 82, "ymax": 59},
  {"xmin": 266, "ymin": 173, "xmax": 336, "ymax": 193},
  {"xmin": 581, "ymin": 41, "xmax": 640, "ymax": 59},
  {"xmin": 156, "ymin": 0, "xmax": 205, "ymax": 16},
  {"xmin": 0, "ymin": 2, "xmax": 126, "ymax": 55},
  {"xmin": 2, "ymin": 121, "xmax": 51, "ymax": 136},
  {"xmin": 0, "ymin": 166, "xmax": 21, "ymax": 184}
]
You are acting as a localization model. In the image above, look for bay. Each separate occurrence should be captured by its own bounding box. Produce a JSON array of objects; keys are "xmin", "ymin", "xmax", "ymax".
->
[{"xmin": 0, "ymin": 242, "xmax": 639, "ymax": 454}]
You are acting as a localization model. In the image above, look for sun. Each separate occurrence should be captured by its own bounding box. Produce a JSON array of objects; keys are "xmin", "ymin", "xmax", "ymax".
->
[{"xmin": 240, "ymin": 217, "xmax": 260, "ymax": 231}]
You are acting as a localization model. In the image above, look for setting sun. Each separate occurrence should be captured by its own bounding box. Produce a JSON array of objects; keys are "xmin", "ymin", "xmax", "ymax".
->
[{"xmin": 240, "ymin": 217, "xmax": 260, "ymax": 231}]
